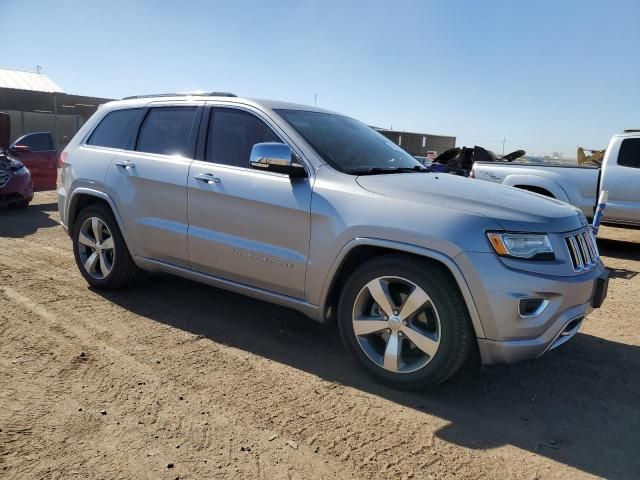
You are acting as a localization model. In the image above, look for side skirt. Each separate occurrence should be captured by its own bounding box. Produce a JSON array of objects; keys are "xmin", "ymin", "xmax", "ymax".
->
[{"xmin": 134, "ymin": 256, "xmax": 325, "ymax": 323}]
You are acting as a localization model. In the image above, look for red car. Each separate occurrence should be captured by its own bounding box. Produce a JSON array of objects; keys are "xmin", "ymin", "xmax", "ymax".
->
[{"xmin": 9, "ymin": 132, "xmax": 58, "ymax": 191}]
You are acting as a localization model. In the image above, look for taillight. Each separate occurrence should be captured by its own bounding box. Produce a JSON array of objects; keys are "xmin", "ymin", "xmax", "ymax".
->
[{"xmin": 58, "ymin": 151, "xmax": 68, "ymax": 168}]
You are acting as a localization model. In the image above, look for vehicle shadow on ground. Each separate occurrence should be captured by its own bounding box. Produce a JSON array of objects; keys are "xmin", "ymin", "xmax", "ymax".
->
[
  {"xmin": 98, "ymin": 275, "xmax": 640, "ymax": 480},
  {"xmin": 0, "ymin": 202, "xmax": 59, "ymax": 238},
  {"xmin": 597, "ymin": 237, "xmax": 640, "ymax": 262}
]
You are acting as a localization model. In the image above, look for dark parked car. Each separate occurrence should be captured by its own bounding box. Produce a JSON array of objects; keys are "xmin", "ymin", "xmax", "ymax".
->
[
  {"xmin": 9, "ymin": 132, "xmax": 58, "ymax": 191},
  {"xmin": 0, "ymin": 150, "xmax": 33, "ymax": 209}
]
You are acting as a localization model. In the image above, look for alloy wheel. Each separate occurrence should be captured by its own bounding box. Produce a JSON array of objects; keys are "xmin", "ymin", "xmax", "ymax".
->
[
  {"xmin": 352, "ymin": 276, "xmax": 441, "ymax": 373},
  {"xmin": 77, "ymin": 217, "xmax": 115, "ymax": 280}
]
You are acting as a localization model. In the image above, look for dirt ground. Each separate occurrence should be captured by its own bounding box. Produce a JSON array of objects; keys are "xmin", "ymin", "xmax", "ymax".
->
[{"xmin": 1, "ymin": 191, "xmax": 639, "ymax": 480}]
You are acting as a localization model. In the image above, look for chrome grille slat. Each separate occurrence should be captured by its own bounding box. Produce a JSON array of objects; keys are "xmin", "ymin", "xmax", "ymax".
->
[
  {"xmin": 567, "ymin": 236, "xmax": 583, "ymax": 270},
  {"xmin": 588, "ymin": 229, "xmax": 600, "ymax": 258},
  {"xmin": 582, "ymin": 231, "xmax": 596, "ymax": 261},
  {"xmin": 565, "ymin": 228, "xmax": 599, "ymax": 272},
  {"xmin": 577, "ymin": 234, "xmax": 591, "ymax": 265}
]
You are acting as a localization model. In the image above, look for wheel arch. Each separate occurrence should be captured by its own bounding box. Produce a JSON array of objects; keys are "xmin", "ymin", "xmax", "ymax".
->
[
  {"xmin": 318, "ymin": 238, "xmax": 486, "ymax": 339},
  {"xmin": 513, "ymin": 184, "xmax": 555, "ymax": 198},
  {"xmin": 67, "ymin": 188, "xmax": 136, "ymax": 257},
  {"xmin": 501, "ymin": 174, "xmax": 570, "ymax": 202}
]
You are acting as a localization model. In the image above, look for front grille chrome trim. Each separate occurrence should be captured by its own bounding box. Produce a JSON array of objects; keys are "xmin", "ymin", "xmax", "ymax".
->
[
  {"xmin": 565, "ymin": 228, "xmax": 599, "ymax": 273},
  {"xmin": 577, "ymin": 233, "xmax": 591, "ymax": 265}
]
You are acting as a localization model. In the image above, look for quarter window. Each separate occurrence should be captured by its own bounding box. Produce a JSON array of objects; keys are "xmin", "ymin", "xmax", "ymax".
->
[
  {"xmin": 206, "ymin": 108, "xmax": 281, "ymax": 168},
  {"xmin": 136, "ymin": 107, "xmax": 198, "ymax": 156},
  {"xmin": 618, "ymin": 138, "xmax": 640, "ymax": 169},
  {"xmin": 87, "ymin": 109, "xmax": 143, "ymax": 149}
]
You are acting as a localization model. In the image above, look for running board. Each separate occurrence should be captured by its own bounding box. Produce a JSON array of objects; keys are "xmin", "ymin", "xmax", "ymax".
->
[{"xmin": 134, "ymin": 257, "xmax": 324, "ymax": 323}]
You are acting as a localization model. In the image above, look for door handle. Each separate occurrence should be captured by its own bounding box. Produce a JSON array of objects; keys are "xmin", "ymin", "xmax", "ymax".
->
[
  {"xmin": 195, "ymin": 173, "xmax": 221, "ymax": 184},
  {"xmin": 115, "ymin": 160, "xmax": 136, "ymax": 169}
]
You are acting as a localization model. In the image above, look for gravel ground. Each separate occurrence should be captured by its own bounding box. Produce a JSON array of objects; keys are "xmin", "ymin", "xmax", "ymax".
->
[{"xmin": 1, "ymin": 191, "xmax": 639, "ymax": 480}]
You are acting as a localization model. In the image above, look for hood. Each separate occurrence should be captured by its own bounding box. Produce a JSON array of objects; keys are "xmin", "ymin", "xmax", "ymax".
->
[
  {"xmin": 356, "ymin": 173, "xmax": 585, "ymax": 233},
  {"xmin": 0, "ymin": 152, "xmax": 24, "ymax": 170},
  {"xmin": 0, "ymin": 152, "xmax": 11, "ymax": 171},
  {"xmin": 502, "ymin": 149, "xmax": 526, "ymax": 162}
]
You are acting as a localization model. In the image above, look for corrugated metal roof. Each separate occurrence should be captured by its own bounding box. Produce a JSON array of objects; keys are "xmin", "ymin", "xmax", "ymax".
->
[{"xmin": 0, "ymin": 68, "xmax": 64, "ymax": 93}]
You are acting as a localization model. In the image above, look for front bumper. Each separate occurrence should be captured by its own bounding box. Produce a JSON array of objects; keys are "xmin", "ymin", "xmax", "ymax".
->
[
  {"xmin": 456, "ymin": 251, "xmax": 607, "ymax": 364},
  {"xmin": 0, "ymin": 171, "xmax": 33, "ymax": 207}
]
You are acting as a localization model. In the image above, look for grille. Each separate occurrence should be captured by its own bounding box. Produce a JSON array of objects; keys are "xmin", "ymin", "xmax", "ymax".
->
[
  {"xmin": 565, "ymin": 228, "xmax": 599, "ymax": 272},
  {"xmin": 0, "ymin": 171, "xmax": 10, "ymax": 188}
]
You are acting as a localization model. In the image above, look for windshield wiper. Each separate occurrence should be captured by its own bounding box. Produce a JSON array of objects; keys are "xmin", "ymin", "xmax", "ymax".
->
[
  {"xmin": 401, "ymin": 165, "xmax": 430, "ymax": 173},
  {"xmin": 348, "ymin": 165, "xmax": 429, "ymax": 175}
]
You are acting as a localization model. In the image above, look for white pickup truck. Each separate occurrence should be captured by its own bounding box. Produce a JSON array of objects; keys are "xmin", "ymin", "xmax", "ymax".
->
[{"xmin": 471, "ymin": 130, "xmax": 640, "ymax": 227}]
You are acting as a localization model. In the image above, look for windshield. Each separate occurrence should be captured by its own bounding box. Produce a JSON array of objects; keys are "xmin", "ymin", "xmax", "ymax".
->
[{"xmin": 275, "ymin": 109, "xmax": 425, "ymax": 174}]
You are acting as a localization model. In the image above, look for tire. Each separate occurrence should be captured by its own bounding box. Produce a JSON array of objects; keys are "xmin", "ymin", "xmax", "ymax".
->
[
  {"xmin": 9, "ymin": 200, "xmax": 29, "ymax": 209},
  {"xmin": 337, "ymin": 254, "xmax": 474, "ymax": 389},
  {"xmin": 72, "ymin": 203, "xmax": 140, "ymax": 290}
]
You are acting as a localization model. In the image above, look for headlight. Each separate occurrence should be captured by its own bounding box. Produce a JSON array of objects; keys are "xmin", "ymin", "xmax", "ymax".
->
[{"xmin": 487, "ymin": 232, "xmax": 554, "ymax": 260}]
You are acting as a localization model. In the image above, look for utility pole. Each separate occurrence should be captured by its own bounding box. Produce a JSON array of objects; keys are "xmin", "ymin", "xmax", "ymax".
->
[
  {"xmin": 53, "ymin": 94, "xmax": 59, "ymax": 153},
  {"xmin": 314, "ymin": 94, "xmax": 317, "ymax": 107},
  {"xmin": 502, "ymin": 137, "xmax": 506, "ymax": 155}
]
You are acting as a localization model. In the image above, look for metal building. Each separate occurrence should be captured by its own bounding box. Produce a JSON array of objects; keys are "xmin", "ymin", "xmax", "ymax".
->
[
  {"xmin": 374, "ymin": 128, "xmax": 456, "ymax": 158},
  {"xmin": 0, "ymin": 68, "xmax": 111, "ymax": 151}
]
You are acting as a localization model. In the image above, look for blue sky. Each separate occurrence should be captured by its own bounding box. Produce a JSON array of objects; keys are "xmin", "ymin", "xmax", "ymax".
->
[{"xmin": 2, "ymin": 0, "xmax": 639, "ymax": 157}]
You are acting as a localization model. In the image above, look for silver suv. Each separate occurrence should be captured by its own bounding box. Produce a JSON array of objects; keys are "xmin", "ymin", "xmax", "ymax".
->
[{"xmin": 58, "ymin": 93, "xmax": 609, "ymax": 388}]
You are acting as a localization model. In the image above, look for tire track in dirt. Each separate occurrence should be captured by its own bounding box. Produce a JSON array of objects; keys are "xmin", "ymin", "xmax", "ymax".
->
[
  {"xmin": 3, "ymin": 193, "xmax": 640, "ymax": 479},
  {"xmin": 1, "ymin": 234, "xmax": 507, "ymax": 479},
  {"xmin": 0, "ymin": 284, "xmax": 350, "ymax": 480}
]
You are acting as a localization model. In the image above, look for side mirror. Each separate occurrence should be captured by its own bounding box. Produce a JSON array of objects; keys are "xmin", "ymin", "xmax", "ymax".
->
[
  {"xmin": 10, "ymin": 144, "xmax": 30, "ymax": 154},
  {"xmin": 250, "ymin": 142, "xmax": 306, "ymax": 178}
]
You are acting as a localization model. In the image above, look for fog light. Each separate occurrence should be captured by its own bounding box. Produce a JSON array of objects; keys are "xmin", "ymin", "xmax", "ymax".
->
[{"xmin": 519, "ymin": 298, "xmax": 549, "ymax": 318}]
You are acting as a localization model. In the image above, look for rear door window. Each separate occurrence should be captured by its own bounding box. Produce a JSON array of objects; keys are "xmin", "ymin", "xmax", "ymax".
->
[
  {"xmin": 17, "ymin": 132, "xmax": 54, "ymax": 151},
  {"xmin": 618, "ymin": 138, "xmax": 640, "ymax": 168},
  {"xmin": 87, "ymin": 109, "xmax": 143, "ymax": 149},
  {"xmin": 206, "ymin": 108, "xmax": 281, "ymax": 168},
  {"xmin": 135, "ymin": 107, "xmax": 198, "ymax": 157}
]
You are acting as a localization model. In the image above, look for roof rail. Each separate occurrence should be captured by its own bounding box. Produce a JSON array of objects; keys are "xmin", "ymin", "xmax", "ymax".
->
[
  {"xmin": 624, "ymin": 129, "xmax": 640, "ymax": 133},
  {"xmin": 121, "ymin": 92, "xmax": 237, "ymax": 100}
]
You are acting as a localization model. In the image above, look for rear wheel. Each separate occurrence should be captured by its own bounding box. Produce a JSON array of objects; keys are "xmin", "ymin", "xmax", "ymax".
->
[
  {"xmin": 338, "ymin": 254, "xmax": 474, "ymax": 389},
  {"xmin": 72, "ymin": 204, "xmax": 140, "ymax": 290}
]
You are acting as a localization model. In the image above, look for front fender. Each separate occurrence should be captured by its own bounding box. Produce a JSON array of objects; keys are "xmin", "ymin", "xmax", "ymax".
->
[{"xmin": 317, "ymin": 237, "xmax": 486, "ymax": 339}]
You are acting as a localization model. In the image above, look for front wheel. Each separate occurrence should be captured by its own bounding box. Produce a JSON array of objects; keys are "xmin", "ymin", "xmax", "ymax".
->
[{"xmin": 338, "ymin": 254, "xmax": 474, "ymax": 389}]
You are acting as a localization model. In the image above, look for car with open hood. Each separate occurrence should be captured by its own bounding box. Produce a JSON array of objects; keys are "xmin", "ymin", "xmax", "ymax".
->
[{"xmin": 0, "ymin": 151, "xmax": 33, "ymax": 209}]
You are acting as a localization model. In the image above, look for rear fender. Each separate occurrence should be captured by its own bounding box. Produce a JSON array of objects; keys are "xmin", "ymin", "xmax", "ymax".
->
[{"xmin": 66, "ymin": 187, "xmax": 137, "ymax": 257}]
